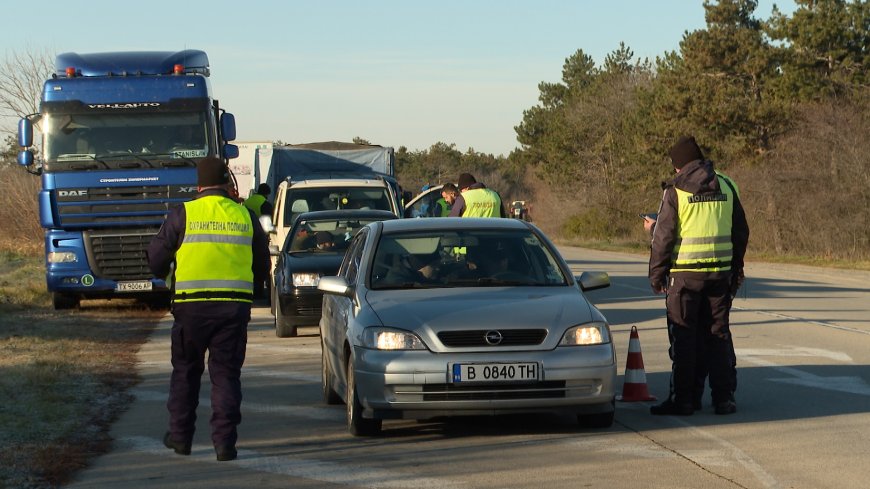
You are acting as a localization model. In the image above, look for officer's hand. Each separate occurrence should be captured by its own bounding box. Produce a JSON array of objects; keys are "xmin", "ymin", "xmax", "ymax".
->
[{"xmin": 730, "ymin": 269, "xmax": 745, "ymax": 296}]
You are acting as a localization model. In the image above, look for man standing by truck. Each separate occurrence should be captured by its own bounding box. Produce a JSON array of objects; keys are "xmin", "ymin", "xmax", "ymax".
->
[
  {"xmin": 147, "ymin": 157, "xmax": 270, "ymax": 461},
  {"xmin": 244, "ymin": 183, "xmax": 274, "ymax": 216}
]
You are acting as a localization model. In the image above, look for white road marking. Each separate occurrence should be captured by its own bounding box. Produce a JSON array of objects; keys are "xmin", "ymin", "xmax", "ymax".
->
[
  {"xmin": 617, "ymin": 403, "xmax": 782, "ymax": 488},
  {"xmin": 739, "ymin": 355, "xmax": 870, "ymax": 396},
  {"xmin": 737, "ymin": 347, "xmax": 852, "ymax": 363},
  {"xmin": 122, "ymin": 436, "xmax": 468, "ymax": 489}
]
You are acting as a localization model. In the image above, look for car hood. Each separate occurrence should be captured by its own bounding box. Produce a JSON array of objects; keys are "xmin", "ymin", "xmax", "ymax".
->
[{"xmin": 365, "ymin": 287, "xmax": 597, "ymax": 345}]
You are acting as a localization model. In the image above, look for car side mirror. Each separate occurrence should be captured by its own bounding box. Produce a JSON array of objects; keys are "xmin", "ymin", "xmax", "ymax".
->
[
  {"xmin": 318, "ymin": 276, "xmax": 353, "ymax": 298},
  {"xmin": 576, "ymin": 271, "xmax": 610, "ymax": 292}
]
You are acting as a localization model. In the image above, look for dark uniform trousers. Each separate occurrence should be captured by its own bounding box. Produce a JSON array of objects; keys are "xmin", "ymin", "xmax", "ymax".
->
[
  {"xmin": 666, "ymin": 275, "xmax": 735, "ymax": 406},
  {"xmin": 168, "ymin": 301, "xmax": 250, "ymax": 446}
]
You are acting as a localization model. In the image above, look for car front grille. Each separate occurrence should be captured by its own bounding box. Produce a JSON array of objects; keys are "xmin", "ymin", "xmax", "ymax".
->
[
  {"xmin": 437, "ymin": 329, "xmax": 547, "ymax": 347},
  {"xmin": 418, "ymin": 381, "xmax": 566, "ymax": 401}
]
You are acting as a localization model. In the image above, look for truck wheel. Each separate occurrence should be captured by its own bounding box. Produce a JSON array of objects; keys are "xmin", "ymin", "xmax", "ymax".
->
[
  {"xmin": 52, "ymin": 292, "xmax": 80, "ymax": 310},
  {"xmin": 274, "ymin": 299, "xmax": 297, "ymax": 338},
  {"xmin": 346, "ymin": 359, "xmax": 381, "ymax": 436}
]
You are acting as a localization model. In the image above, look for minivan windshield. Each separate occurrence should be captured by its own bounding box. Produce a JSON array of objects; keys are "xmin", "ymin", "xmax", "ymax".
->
[{"xmin": 283, "ymin": 187, "xmax": 394, "ymax": 227}]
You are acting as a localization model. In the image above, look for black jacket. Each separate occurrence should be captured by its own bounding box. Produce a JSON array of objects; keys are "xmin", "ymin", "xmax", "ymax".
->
[{"xmin": 649, "ymin": 159, "xmax": 750, "ymax": 291}]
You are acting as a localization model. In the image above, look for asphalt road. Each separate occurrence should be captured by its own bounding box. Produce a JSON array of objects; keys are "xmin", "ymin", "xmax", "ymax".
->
[{"xmin": 66, "ymin": 246, "xmax": 870, "ymax": 489}]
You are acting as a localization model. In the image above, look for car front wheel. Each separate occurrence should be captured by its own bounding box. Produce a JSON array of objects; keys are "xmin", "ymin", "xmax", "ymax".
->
[
  {"xmin": 274, "ymin": 295, "xmax": 297, "ymax": 338},
  {"xmin": 346, "ymin": 359, "xmax": 382, "ymax": 436}
]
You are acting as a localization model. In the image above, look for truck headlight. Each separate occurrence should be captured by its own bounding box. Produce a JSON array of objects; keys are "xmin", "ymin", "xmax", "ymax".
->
[
  {"xmin": 47, "ymin": 252, "xmax": 78, "ymax": 264},
  {"xmin": 292, "ymin": 272, "xmax": 320, "ymax": 287},
  {"xmin": 362, "ymin": 327, "xmax": 427, "ymax": 350},
  {"xmin": 559, "ymin": 322, "xmax": 610, "ymax": 346}
]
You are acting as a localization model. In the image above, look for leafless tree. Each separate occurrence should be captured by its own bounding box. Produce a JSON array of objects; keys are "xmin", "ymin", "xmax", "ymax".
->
[{"xmin": 0, "ymin": 46, "xmax": 54, "ymax": 138}]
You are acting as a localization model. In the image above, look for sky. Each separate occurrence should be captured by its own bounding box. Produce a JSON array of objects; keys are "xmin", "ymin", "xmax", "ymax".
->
[{"xmin": 3, "ymin": 0, "xmax": 796, "ymax": 157}]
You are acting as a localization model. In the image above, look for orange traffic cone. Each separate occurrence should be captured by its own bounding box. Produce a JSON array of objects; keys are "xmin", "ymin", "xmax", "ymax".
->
[{"xmin": 616, "ymin": 325, "xmax": 657, "ymax": 402}]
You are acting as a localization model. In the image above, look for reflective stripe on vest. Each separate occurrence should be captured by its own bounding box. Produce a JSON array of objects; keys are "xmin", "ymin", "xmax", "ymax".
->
[
  {"xmin": 671, "ymin": 175, "xmax": 734, "ymax": 273},
  {"xmin": 243, "ymin": 193, "xmax": 266, "ymax": 215},
  {"xmin": 460, "ymin": 188, "xmax": 501, "ymax": 217},
  {"xmin": 174, "ymin": 195, "xmax": 255, "ymax": 303}
]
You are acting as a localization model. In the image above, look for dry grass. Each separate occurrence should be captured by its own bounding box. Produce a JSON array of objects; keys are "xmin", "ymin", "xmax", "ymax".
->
[
  {"xmin": 0, "ymin": 168, "xmax": 164, "ymax": 488},
  {"xmin": 0, "ymin": 295, "xmax": 163, "ymax": 488}
]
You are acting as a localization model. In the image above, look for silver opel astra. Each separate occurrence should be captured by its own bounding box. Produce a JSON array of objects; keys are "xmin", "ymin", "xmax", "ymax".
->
[{"xmin": 318, "ymin": 217, "xmax": 616, "ymax": 436}]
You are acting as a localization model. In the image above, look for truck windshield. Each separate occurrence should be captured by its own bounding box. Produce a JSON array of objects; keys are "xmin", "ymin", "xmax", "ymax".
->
[{"xmin": 42, "ymin": 111, "xmax": 211, "ymax": 171}]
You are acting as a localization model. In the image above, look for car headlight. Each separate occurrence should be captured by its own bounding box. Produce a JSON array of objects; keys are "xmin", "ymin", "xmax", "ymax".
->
[
  {"xmin": 559, "ymin": 322, "xmax": 610, "ymax": 346},
  {"xmin": 292, "ymin": 272, "xmax": 320, "ymax": 287},
  {"xmin": 47, "ymin": 251, "xmax": 78, "ymax": 263},
  {"xmin": 361, "ymin": 327, "xmax": 427, "ymax": 350}
]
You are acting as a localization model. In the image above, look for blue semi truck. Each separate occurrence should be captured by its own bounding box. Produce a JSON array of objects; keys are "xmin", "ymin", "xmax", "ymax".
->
[{"xmin": 17, "ymin": 50, "xmax": 239, "ymax": 309}]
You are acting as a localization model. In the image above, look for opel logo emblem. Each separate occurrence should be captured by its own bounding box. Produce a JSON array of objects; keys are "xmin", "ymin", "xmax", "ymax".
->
[{"xmin": 484, "ymin": 330, "xmax": 503, "ymax": 345}]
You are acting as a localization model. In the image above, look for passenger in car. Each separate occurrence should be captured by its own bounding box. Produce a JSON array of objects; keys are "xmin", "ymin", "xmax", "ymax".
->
[
  {"xmin": 384, "ymin": 252, "xmax": 442, "ymax": 285},
  {"xmin": 315, "ymin": 231, "xmax": 335, "ymax": 251}
]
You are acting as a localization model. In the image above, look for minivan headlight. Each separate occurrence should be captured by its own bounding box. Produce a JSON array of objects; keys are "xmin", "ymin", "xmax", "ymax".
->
[{"xmin": 560, "ymin": 322, "xmax": 610, "ymax": 346}]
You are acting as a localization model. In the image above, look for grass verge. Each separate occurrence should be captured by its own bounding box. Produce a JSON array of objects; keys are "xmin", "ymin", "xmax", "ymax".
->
[{"xmin": 0, "ymin": 250, "xmax": 164, "ymax": 489}]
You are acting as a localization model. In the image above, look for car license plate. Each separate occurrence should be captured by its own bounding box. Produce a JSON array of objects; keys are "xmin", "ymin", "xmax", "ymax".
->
[
  {"xmin": 451, "ymin": 362, "xmax": 540, "ymax": 383},
  {"xmin": 115, "ymin": 280, "xmax": 152, "ymax": 292}
]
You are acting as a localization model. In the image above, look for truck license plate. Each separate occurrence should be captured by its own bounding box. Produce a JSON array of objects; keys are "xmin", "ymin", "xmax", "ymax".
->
[
  {"xmin": 451, "ymin": 362, "xmax": 539, "ymax": 383},
  {"xmin": 115, "ymin": 281, "xmax": 153, "ymax": 292}
]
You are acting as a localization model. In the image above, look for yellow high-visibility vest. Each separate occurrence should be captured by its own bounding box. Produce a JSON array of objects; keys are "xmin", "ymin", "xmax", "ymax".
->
[
  {"xmin": 671, "ymin": 175, "xmax": 736, "ymax": 273},
  {"xmin": 460, "ymin": 188, "xmax": 501, "ymax": 217},
  {"xmin": 174, "ymin": 195, "xmax": 255, "ymax": 303},
  {"xmin": 243, "ymin": 193, "xmax": 267, "ymax": 215}
]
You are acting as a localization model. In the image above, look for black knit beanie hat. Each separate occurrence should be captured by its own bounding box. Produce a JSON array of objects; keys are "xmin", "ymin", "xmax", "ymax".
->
[
  {"xmin": 457, "ymin": 173, "xmax": 477, "ymax": 190},
  {"xmin": 197, "ymin": 157, "xmax": 230, "ymax": 187},
  {"xmin": 668, "ymin": 136, "xmax": 704, "ymax": 169}
]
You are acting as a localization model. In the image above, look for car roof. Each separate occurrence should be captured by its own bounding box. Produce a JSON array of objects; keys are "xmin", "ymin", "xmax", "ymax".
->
[
  {"xmin": 379, "ymin": 217, "xmax": 529, "ymax": 233},
  {"xmin": 294, "ymin": 209, "xmax": 398, "ymax": 222}
]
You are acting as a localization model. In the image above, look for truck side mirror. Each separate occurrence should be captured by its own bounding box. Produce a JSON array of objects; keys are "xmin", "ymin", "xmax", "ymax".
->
[
  {"xmin": 220, "ymin": 112, "xmax": 236, "ymax": 142},
  {"xmin": 18, "ymin": 149, "xmax": 34, "ymax": 167},
  {"xmin": 18, "ymin": 118, "xmax": 33, "ymax": 147},
  {"xmin": 223, "ymin": 143, "xmax": 239, "ymax": 159}
]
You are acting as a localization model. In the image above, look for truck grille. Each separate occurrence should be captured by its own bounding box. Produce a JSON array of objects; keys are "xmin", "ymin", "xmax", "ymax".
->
[
  {"xmin": 84, "ymin": 228, "xmax": 159, "ymax": 280},
  {"xmin": 437, "ymin": 329, "xmax": 547, "ymax": 347},
  {"xmin": 56, "ymin": 184, "xmax": 195, "ymax": 226}
]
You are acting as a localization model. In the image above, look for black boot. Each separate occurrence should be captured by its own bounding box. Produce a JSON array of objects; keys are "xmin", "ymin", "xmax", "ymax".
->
[
  {"xmin": 215, "ymin": 443, "xmax": 237, "ymax": 461},
  {"xmin": 163, "ymin": 432, "xmax": 191, "ymax": 455},
  {"xmin": 650, "ymin": 399, "xmax": 694, "ymax": 416}
]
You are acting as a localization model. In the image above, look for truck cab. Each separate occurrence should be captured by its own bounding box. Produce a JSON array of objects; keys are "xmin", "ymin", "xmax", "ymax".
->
[{"xmin": 17, "ymin": 50, "xmax": 237, "ymax": 309}]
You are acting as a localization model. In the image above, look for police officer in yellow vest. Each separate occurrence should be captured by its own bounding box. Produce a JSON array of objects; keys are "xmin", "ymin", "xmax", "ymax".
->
[
  {"xmin": 148, "ymin": 157, "xmax": 270, "ymax": 461},
  {"xmin": 243, "ymin": 183, "xmax": 273, "ymax": 216},
  {"xmin": 648, "ymin": 136, "xmax": 749, "ymax": 416},
  {"xmin": 448, "ymin": 173, "xmax": 507, "ymax": 218}
]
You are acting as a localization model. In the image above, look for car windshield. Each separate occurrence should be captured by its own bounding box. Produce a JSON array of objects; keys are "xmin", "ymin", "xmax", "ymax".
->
[
  {"xmin": 370, "ymin": 229, "xmax": 569, "ymax": 289},
  {"xmin": 286, "ymin": 216, "xmax": 383, "ymax": 253}
]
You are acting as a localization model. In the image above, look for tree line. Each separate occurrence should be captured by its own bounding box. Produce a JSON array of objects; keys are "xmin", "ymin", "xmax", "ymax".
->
[{"xmin": 397, "ymin": 0, "xmax": 870, "ymax": 264}]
